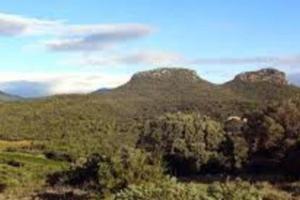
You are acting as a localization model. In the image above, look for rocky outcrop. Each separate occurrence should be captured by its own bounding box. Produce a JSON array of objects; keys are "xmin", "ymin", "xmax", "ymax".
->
[
  {"xmin": 234, "ymin": 68, "xmax": 288, "ymax": 85},
  {"xmin": 130, "ymin": 68, "xmax": 200, "ymax": 83}
]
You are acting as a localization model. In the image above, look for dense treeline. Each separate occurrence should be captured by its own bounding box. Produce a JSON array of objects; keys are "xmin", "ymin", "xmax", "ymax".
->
[
  {"xmin": 138, "ymin": 99, "xmax": 300, "ymax": 176},
  {"xmin": 39, "ymin": 98, "xmax": 300, "ymax": 199}
]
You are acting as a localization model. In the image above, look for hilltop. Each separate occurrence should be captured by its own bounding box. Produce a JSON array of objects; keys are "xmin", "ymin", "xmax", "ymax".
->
[
  {"xmin": 224, "ymin": 68, "xmax": 299, "ymax": 102},
  {"xmin": 232, "ymin": 68, "xmax": 288, "ymax": 85},
  {"xmin": 93, "ymin": 67, "xmax": 299, "ymax": 119}
]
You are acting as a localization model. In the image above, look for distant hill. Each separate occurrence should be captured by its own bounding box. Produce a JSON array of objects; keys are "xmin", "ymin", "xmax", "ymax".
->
[
  {"xmin": 91, "ymin": 67, "xmax": 300, "ymax": 119},
  {"xmin": 0, "ymin": 90, "xmax": 21, "ymax": 101},
  {"xmin": 288, "ymin": 73, "xmax": 300, "ymax": 86},
  {"xmin": 89, "ymin": 68, "xmax": 264, "ymax": 119},
  {"xmin": 0, "ymin": 81, "xmax": 50, "ymax": 98},
  {"xmin": 223, "ymin": 68, "xmax": 300, "ymax": 102},
  {"xmin": 0, "ymin": 67, "xmax": 298, "ymax": 141},
  {"xmin": 93, "ymin": 88, "xmax": 112, "ymax": 94},
  {"xmin": 230, "ymin": 68, "xmax": 288, "ymax": 85},
  {"xmin": 1, "ymin": 66, "xmax": 291, "ymax": 140}
]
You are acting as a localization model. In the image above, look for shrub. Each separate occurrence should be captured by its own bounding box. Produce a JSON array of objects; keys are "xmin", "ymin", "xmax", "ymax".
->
[
  {"xmin": 113, "ymin": 177, "xmax": 209, "ymax": 200},
  {"xmin": 114, "ymin": 178, "xmax": 263, "ymax": 200},
  {"xmin": 44, "ymin": 150, "xmax": 74, "ymax": 162},
  {"xmin": 47, "ymin": 147, "xmax": 164, "ymax": 196},
  {"xmin": 243, "ymin": 100, "xmax": 300, "ymax": 174},
  {"xmin": 0, "ymin": 182, "xmax": 6, "ymax": 193},
  {"xmin": 137, "ymin": 113, "xmax": 227, "ymax": 175},
  {"xmin": 222, "ymin": 135, "xmax": 249, "ymax": 170},
  {"xmin": 207, "ymin": 179, "xmax": 262, "ymax": 200}
]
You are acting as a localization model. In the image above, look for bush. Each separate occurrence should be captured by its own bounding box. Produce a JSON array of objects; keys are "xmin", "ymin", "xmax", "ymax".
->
[
  {"xmin": 222, "ymin": 135, "xmax": 249, "ymax": 170},
  {"xmin": 44, "ymin": 150, "xmax": 74, "ymax": 162},
  {"xmin": 113, "ymin": 177, "xmax": 209, "ymax": 200},
  {"xmin": 0, "ymin": 182, "xmax": 6, "ymax": 193},
  {"xmin": 47, "ymin": 147, "xmax": 164, "ymax": 196},
  {"xmin": 243, "ymin": 100, "xmax": 300, "ymax": 174},
  {"xmin": 137, "ymin": 113, "xmax": 227, "ymax": 175},
  {"xmin": 207, "ymin": 179, "xmax": 262, "ymax": 200},
  {"xmin": 114, "ymin": 178, "xmax": 263, "ymax": 200}
]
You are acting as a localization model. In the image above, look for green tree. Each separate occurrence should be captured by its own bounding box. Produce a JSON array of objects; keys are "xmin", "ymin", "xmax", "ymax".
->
[{"xmin": 138, "ymin": 113, "xmax": 227, "ymax": 175}]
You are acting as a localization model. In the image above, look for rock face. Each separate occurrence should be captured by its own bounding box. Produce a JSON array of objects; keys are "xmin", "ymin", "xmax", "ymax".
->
[
  {"xmin": 234, "ymin": 68, "xmax": 288, "ymax": 85},
  {"xmin": 130, "ymin": 68, "xmax": 200, "ymax": 83}
]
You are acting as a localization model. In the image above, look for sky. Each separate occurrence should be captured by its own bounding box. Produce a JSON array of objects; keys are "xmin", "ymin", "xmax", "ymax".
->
[{"xmin": 0, "ymin": 0, "xmax": 300, "ymax": 97}]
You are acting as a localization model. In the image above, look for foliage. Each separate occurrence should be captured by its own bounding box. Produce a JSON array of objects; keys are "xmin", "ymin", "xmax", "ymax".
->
[
  {"xmin": 114, "ymin": 178, "xmax": 263, "ymax": 200},
  {"xmin": 48, "ymin": 147, "xmax": 164, "ymax": 197},
  {"xmin": 207, "ymin": 179, "xmax": 262, "ymax": 200},
  {"xmin": 138, "ymin": 113, "xmax": 228, "ymax": 175},
  {"xmin": 113, "ymin": 177, "xmax": 209, "ymax": 200},
  {"xmin": 243, "ymin": 99, "xmax": 300, "ymax": 174},
  {"xmin": 0, "ymin": 151, "xmax": 68, "ymax": 198}
]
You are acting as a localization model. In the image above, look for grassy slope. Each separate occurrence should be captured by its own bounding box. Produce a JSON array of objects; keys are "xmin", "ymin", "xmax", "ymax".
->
[
  {"xmin": 0, "ymin": 90, "xmax": 21, "ymax": 102},
  {"xmin": 0, "ymin": 140, "xmax": 69, "ymax": 199}
]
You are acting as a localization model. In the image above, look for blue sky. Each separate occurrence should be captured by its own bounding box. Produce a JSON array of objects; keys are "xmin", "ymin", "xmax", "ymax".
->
[{"xmin": 0, "ymin": 0, "xmax": 300, "ymax": 96}]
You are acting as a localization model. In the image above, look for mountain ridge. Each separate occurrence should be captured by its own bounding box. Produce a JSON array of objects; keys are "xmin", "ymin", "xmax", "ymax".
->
[
  {"xmin": 91, "ymin": 67, "xmax": 299, "ymax": 120},
  {"xmin": 0, "ymin": 90, "xmax": 21, "ymax": 101},
  {"xmin": 231, "ymin": 68, "xmax": 288, "ymax": 85}
]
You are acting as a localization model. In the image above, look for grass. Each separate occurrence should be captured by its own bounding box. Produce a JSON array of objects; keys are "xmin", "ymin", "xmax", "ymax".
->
[
  {"xmin": 0, "ymin": 140, "xmax": 33, "ymax": 150},
  {"xmin": 0, "ymin": 140, "xmax": 69, "ymax": 199}
]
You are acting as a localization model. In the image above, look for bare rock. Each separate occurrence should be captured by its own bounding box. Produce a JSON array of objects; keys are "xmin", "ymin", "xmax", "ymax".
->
[{"xmin": 234, "ymin": 68, "xmax": 288, "ymax": 85}]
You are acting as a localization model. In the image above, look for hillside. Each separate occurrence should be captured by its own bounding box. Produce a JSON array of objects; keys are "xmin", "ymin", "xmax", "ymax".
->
[
  {"xmin": 0, "ymin": 67, "xmax": 300, "ymax": 199},
  {"xmin": 224, "ymin": 68, "xmax": 300, "ymax": 102},
  {"xmin": 0, "ymin": 91, "xmax": 21, "ymax": 101},
  {"xmin": 95, "ymin": 67, "xmax": 300, "ymax": 119},
  {"xmin": 0, "ymin": 67, "xmax": 298, "ymax": 142},
  {"xmin": 95, "ymin": 68, "xmax": 249, "ymax": 119}
]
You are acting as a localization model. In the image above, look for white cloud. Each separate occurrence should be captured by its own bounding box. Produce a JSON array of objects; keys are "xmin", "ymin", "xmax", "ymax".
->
[
  {"xmin": 191, "ymin": 55, "xmax": 300, "ymax": 67},
  {"xmin": 0, "ymin": 12, "xmax": 154, "ymax": 52},
  {"xmin": 0, "ymin": 72, "xmax": 130, "ymax": 97},
  {"xmin": 69, "ymin": 51, "xmax": 187, "ymax": 67},
  {"xmin": 45, "ymin": 24, "xmax": 154, "ymax": 51},
  {"xmin": 67, "ymin": 51, "xmax": 300, "ymax": 72},
  {"xmin": 0, "ymin": 12, "xmax": 61, "ymax": 36}
]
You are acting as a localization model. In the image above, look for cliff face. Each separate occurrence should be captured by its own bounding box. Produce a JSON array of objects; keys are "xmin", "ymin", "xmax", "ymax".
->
[{"xmin": 233, "ymin": 68, "xmax": 288, "ymax": 85}]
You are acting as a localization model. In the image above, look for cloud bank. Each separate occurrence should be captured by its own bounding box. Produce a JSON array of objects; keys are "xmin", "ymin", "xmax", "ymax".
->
[
  {"xmin": 0, "ymin": 72, "xmax": 130, "ymax": 97},
  {"xmin": 0, "ymin": 12, "xmax": 154, "ymax": 51},
  {"xmin": 191, "ymin": 55, "xmax": 300, "ymax": 66},
  {"xmin": 45, "ymin": 24, "xmax": 153, "ymax": 52},
  {"xmin": 72, "ymin": 52, "xmax": 300, "ymax": 70},
  {"xmin": 72, "ymin": 51, "xmax": 185, "ymax": 67},
  {"xmin": 0, "ymin": 13, "xmax": 61, "ymax": 36}
]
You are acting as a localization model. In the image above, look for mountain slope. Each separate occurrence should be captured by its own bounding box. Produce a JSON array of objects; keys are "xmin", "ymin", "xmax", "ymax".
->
[
  {"xmin": 94, "ymin": 68, "xmax": 257, "ymax": 119},
  {"xmin": 223, "ymin": 68, "xmax": 300, "ymax": 102},
  {"xmin": 0, "ymin": 90, "xmax": 21, "ymax": 101},
  {"xmin": 0, "ymin": 67, "xmax": 298, "ymax": 142},
  {"xmin": 94, "ymin": 67, "xmax": 300, "ymax": 119}
]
